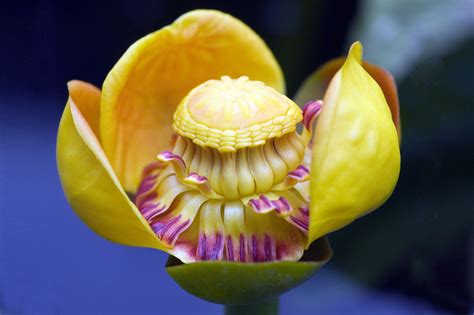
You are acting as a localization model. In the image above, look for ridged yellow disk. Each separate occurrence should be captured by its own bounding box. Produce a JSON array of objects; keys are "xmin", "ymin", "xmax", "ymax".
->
[{"xmin": 173, "ymin": 76, "xmax": 302, "ymax": 151}]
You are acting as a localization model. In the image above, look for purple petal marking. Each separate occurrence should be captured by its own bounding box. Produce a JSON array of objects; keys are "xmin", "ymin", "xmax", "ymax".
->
[
  {"xmin": 302, "ymin": 100, "xmax": 323, "ymax": 130},
  {"xmin": 157, "ymin": 150, "xmax": 186, "ymax": 168},
  {"xmin": 197, "ymin": 234, "xmax": 207, "ymax": 259},
  {"xmin": 299, "ymin": 206, "xmax": 309, "ymax": 216},
  {"xmin": 144, "ymin": 204, "xmax": 168, "ymax": 221},
  {"xmin": 251, "ymin": 235, "xmax": 259, "ymax": 262},
  {"xmin": 271, "ymin": 197, "xmax": 292, "ymax": 215},
  {"xmin": 140, "ymin": 203, "xmax": 167, "ymax": 221},
  {"xmin": 289, "ymin": 215, "xmax": 309, "ymax": 232},
  {"xmin": 136, "ymin": 175, "xmax": 158, "ymax": 197},
  {"xmin": 288, "ymin": 165, "xmax": 310, "ymax": 181},
  {"xmin": 226, "ymin": 236, "xmax": 234, "ymax": 261},
  {"xmin": 184, "ymin": 172, "xmax": 208, "ymax": 184},
  {"xmin": 209, "ymin": 233, "xmax": 224, "ymax": 260},
  {"xmin": 198, "ymin": 233, "xmax": 224, "ymax": 260},
  {"xmin": 151, "ymin": 215, "xmax": 190, "ymax": 245},
  {"xmin": 141, "ymin": 161, "xmax": 164, "ymax": 178},
  {"xmin": 151, "ymin": 215, "xmax": 181, "ymax": 238},
  {"xmin": 249, "ymin": 195, "xmax": 292, "ymax": 215},
  {"xmin": 136, "ymin": 191, "xmax": 157, "ymax": 208},
  {"xmin": 276, "ymin": 244, "xmax": 287, "ymax": 260},
  {"xmin": 264, "ymin": 234, "xmax": 275, "ymax": 261},
  {"xmin": 248, "ymin": 195, "xmax": 273, "ymax": 213},
  {"xmin": 239, "ymin": 234, "xmax": 246, "ymax": 262},
  {"xmin": 165, "ymin": 219, "xmax": 190, "ymax": 245},
  {"xmin": 244, "ymin": 234, "xmax": 278, "ymax": 262}
]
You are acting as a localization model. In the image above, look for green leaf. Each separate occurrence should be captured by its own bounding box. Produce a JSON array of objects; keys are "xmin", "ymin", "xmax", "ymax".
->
[{"xmin": 165, "ymin": 237, "xmax": 333, "ymax": 305}]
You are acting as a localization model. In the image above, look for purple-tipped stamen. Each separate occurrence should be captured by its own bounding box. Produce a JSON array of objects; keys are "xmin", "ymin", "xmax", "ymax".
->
[
  {"xmin": 184, "ymin": 172, "xmax": 208, "ymax": 184},
  {"xmin": 157, "ymin": 150, "xmax": 186, "ymax": 168},
  {"xmin": 249, "ymin": 195, "xmax": 292, "ymax": 215},
  {"xmin": 248, "ymin": 195, "xmax": 273, "ymax": 213},
  {"xmin": 302, "ymin": 100, "xmax": 323, "ymax": 131},
  {"xmin": 271, "ymin": 197, "xmax": 292, "ymax": 215},
  {"xmin": 288, "ymin": 165, "xmax": 310, "ymax": 181}
]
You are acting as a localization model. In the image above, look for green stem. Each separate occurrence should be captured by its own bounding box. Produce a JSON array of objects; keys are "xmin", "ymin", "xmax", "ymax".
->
[{"xmin": 224, "ymin": 298, "xmax": 279, "ymax": 315}]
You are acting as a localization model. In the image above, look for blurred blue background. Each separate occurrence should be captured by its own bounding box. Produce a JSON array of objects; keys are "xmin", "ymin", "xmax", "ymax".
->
[{"xmin": 1, "ymin": 0, "xmax": 473, "ymax": 314}]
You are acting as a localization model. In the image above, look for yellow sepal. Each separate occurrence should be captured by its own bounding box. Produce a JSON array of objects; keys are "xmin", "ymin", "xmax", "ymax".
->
[
  {"xmin": 308, "ymin": 42, "xmax": 401, "ymax": 244},
  {"xmin": 57, "ymin": 81, "xmax": 167, "ymax": 250},
  {"xmin": 100, "ymin": 9, "xmax": 285, "ymax": 192}
]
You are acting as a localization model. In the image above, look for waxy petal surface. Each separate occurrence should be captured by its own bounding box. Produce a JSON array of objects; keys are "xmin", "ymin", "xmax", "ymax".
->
[
  {"xmin": 101, "ymin": 9, "xmax": 285, "ymax": 192},
  {"xmin": 294, "ymin": 57, "xmax": 401, "ymax": 139},
  {"xmin": 57, "ymin": 81, "xmax": 167, "ymax": 250},
  {"xmin": 308, "ymin": 42, "xmax": 401, "ymax": 244}
]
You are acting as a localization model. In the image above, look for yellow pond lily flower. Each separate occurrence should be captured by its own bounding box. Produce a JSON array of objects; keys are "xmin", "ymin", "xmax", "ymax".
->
[{"xmin": 57, "ymin": 10, "xmax": 401, "ymax": 264}]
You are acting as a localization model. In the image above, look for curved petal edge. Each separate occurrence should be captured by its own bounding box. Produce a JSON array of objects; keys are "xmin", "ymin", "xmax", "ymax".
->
[
  {"xmin": 100, "ymin": 9, "xmax": 285, "ymax": 192},
  {"xmin": 57, "ymin": 80, "xmax": 167, "ymax": 250}
]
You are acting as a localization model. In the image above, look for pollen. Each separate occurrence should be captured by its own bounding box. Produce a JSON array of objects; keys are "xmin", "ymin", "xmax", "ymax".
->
[{"xmin": 173, "ymin": 76, "xmax": 303, "ymax": 152}]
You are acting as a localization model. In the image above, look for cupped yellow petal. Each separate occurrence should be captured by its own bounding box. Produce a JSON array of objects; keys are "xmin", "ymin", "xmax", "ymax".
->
[
  {"xmin": 308, "ymin": 42, "xmax": 401, "ymax": 244},
  {"xmin": 57, "ymin": 80, "xmax": 167, "ymax": 250},
  {"xmin": 101, "ymin": 9, "xmax": 285, "ymax": 192},
  {"xmin": 294, "ymin": 57, "xmax": 401, "ymax": 140}
]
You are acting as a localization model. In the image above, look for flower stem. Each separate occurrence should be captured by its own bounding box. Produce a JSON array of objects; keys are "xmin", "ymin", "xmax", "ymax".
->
[{"xmin": 224, "ymin": 298, "xmax": 279, "ymax": 315}]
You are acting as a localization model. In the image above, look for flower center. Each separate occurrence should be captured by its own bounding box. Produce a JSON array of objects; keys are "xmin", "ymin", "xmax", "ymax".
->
[
  {"xmin": 135, "ymin": 76, "xmax": 322, "ymax": 263},
  {"xmin": 173, "ymin": 75, "xmax": 302, "ymax": 152}
]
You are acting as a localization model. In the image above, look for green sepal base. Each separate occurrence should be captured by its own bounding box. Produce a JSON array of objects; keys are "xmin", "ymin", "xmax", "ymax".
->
[{"xmin": 165, "ymin": 237, "xmax": 333, "ymax": 305}]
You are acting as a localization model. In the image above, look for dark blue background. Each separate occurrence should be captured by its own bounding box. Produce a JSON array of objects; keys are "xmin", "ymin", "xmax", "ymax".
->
[{"xmin": 1, "ymin": 1, "xmax": 473, "ymax": 314}]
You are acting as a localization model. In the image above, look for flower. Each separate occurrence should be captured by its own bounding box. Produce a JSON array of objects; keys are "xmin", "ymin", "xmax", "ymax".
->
[{"xmin": 57, "ymin": 10, "xmax": 400, "ymax": 265}]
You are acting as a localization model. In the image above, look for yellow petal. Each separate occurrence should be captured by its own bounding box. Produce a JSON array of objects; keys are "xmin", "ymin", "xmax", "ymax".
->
[
  {"xmin": 101, "ymin": 9, "xmax": 285, "ymax": 192},
  {"xmin": 57, "ymin": 80, "xmax": 167, "ymax": 250},
  {"xmin": 308, "ymin": 42, "xmax": 401, "ymax": 244},
  {"xmin": 294, "ymin": 58, "xmax": 401, "ymax": 140}
]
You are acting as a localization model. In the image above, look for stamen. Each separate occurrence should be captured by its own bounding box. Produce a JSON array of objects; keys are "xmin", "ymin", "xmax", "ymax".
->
[
  {"xmin": 302, "ymin": 100, "xmax": 323, "ymax": 131},
  {"xmin": 184, "ymin": 172, "xmax": 207, "ymax": 185},
  {"xmin": 157, "ymin": 151, "xmax": 186, "ymax": 179},
  {"xmin": 274, "ymin": 134, "xmax": 302, "ymax": 170},
  {"xmin": 301, "ymin": 100, "xmax": 323, "ymax": 144},
  {"xmin": 248, "ymin": 195, "xmax": 292, "ymax": 216},
  {"xmin": 271, "ymin": 197, "xmax": 292, "ymax": 215},
  {"xmin": 248, "ymin": 195, "xmax": 273, "ymax": 213},
  {"xmin": 135, "ymin": 77, "xmax": 313, "ymax": 263},
  {"xmin": 288, "ymin": 165, "xmax": 310, "ymax": 181}
]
